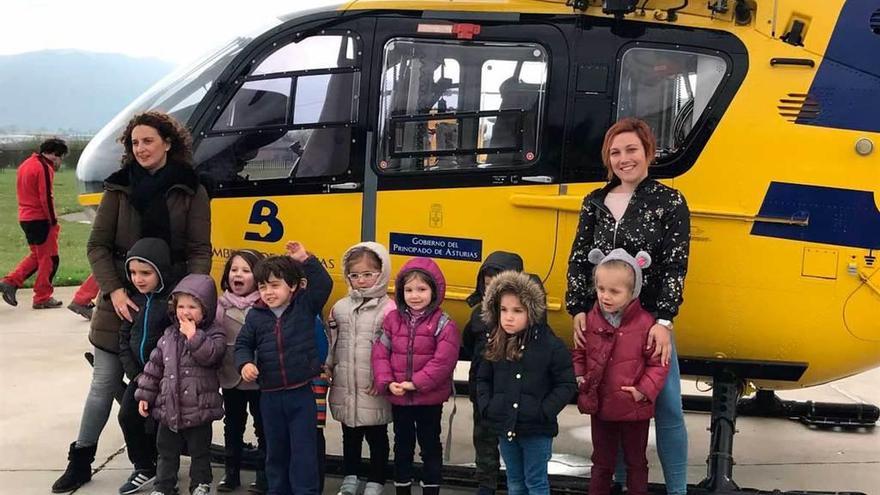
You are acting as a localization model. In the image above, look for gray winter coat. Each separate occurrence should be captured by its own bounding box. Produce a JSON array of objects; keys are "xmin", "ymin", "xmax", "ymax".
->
[
  {"xmin": 136, "ymin": 274, "xmax": 225, "ymax": 431},
  {"xmin": 327, "ymin": 242, "xmax": 394, "ymax": 427}
]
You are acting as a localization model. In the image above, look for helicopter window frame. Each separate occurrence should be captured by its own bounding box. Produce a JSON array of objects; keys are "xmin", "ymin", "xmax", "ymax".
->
[
  {"xmin": 198, "ymin": 31, "xmax": 364, "ymax": 186},
  {"xmin": 375, "ymin": 37, "xmax": 549, "ymax": 175},
  {"xmin": 615, "ymin": 44, "xmax": 730, "ymax": 165}
]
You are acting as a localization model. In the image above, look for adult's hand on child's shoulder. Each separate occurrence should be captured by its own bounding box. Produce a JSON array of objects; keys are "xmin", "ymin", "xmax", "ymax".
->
[
  {"xmin": 241, "ymin": 363, "xmax": 260, "ymax": 382},
  {"xmin": 285, "ymin": 241, "xmax": 309, "ymax": 262}
]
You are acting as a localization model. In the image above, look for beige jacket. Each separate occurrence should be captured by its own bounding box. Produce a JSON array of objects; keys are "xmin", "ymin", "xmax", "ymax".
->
[{"xmin": 327, "ymin": 242, "xmax": 393, "ymax": 427}]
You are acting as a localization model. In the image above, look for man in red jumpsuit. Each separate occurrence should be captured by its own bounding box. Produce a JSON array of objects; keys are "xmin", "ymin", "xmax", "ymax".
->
[{"xmin": 0, "ymin": 138, "xmax": 68, "ymax": 309}]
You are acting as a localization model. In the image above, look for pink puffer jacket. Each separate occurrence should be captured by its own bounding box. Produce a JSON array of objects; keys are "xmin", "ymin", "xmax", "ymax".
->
[{"xmin": 372, "ymin": 257, "xmax": 460, "ymax": 406}]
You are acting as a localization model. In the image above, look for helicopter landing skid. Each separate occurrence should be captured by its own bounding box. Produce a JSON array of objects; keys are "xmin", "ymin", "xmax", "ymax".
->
[{"xmin": 683, "ymin": 389, "xmax": 879, "ymax": 429}]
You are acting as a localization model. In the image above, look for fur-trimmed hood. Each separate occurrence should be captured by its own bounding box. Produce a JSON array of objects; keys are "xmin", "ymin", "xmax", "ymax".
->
[{"xmin": 481, "ymin": 270, "xmax": 547, "ymax": 330}]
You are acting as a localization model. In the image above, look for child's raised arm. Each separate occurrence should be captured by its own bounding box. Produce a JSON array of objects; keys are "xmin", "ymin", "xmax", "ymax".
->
[
  {"xmin": 410, "ymin": 317, "xmax": 461, "ymax": 393},
  {"xmin": 186, "ymin": 323, "xmax": 226, "ymax": 368},
  {"xmin": 302, "ymin": 255, "xmax": 333, "ymax": 316}
]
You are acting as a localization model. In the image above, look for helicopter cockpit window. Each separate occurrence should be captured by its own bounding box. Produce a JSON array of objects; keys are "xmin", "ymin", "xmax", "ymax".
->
[
  {"xmin": 617, "ymin": 48, "xmax": 726, "ymax": 160},
  {"xmin": 197, "ymin": 34, "xmax": 360, "ymax": 184},
  {"xmin": 377, "ymin": 39, "xmax": 547, "ymax": 173}
]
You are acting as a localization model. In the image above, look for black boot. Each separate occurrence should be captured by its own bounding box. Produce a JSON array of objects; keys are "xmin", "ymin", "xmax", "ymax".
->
[
  {"xmin": 51, "ymin": 442, "xmax": 96, "ymax": 493},
  {"xmin": 422, "ymin": 486, "xmax": 440, "ymax": 495},
  {"xmin": 217, "ymin": 466, "xmax": 240, "ymax": 492},
  {"xmin": 395, "ymin": 483, "xmax": 412, "ymax": 495},
  {"xmin": 248, "ymin": 470, "xmax": 268, "ymax": 494}
]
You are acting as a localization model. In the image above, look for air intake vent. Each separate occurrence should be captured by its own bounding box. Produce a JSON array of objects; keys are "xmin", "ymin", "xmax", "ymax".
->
[
  {"xmin": 778, "ymin": 93, "xmax": 820, "ymax": 123},
  {"xmin": 871, "ymin": 9, "xmax": 880, "ymax": 34}
]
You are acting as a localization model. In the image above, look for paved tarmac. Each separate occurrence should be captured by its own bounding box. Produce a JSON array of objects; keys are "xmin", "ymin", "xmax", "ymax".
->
[{"xmin": 1, "ymin": 286, "xmax": 878, "ymax": 494}]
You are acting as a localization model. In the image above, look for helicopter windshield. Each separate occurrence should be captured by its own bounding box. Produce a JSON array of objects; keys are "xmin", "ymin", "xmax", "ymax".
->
[{"xmin": 75, "ymin": 17, "xmax": 284, "ymax": 190}]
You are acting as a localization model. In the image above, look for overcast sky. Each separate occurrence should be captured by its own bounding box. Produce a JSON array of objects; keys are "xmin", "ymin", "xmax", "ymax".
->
[{"xmin": 1, "ymin": 0, "xmax": 343, "ymax": 65}]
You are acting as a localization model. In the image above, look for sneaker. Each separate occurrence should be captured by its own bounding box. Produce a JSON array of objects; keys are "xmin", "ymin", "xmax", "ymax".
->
[
  {"xmin": 0, "ymin": 281, "xmax": 17, "ymax": 306},
  {"xmin": 67, "ymin": 301, "xmax": 94, "ymax": 320},
  {"xmin": 191, "ymin": 483, "xmax": 212, "ymax": 495},
  {"xmin": 119, "ymin": 469, "xmax": 156, "ymax": 494},
  {"xmin": 33, "ymin": 297, "xmax": 63, "ymax": 309},
  {"xmin": 337, "ymin": 475, "xmax": 359, "ymax": 495}
]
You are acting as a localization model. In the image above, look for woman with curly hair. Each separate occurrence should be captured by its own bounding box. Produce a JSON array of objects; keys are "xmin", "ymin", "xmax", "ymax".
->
[{"xmin": 52, "ymin": 111, "xmax": 213, "ymax": 494}]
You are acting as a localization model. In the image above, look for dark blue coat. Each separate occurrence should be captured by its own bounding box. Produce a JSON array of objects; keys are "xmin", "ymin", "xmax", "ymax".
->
[{"xmin": 234, "ymin": 256, "xmax": 332, "ymax": 391}]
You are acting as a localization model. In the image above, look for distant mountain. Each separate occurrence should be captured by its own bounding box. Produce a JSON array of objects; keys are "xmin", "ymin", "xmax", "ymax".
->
[{"xmin": 0, "ymin": 50, "xmax": 174, "ymax": 134}]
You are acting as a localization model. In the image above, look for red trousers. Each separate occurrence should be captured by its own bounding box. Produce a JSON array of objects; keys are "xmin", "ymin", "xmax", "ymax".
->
[
  {"xmin": 589, "ymin": 417, "xmax": 650, "ymax": 495},
  {"xmin": 3, "ymin": 223, "xmax": 60, "ymax": 304},
  {"xmin": 72, "ymin": 274, "xmax": 99, "ymax": 305}
]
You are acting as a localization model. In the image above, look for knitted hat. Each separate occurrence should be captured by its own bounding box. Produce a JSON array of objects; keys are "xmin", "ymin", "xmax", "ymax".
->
[{"xmin": 588, "ymin": 248, "xmax": 652, "ymax": 299}]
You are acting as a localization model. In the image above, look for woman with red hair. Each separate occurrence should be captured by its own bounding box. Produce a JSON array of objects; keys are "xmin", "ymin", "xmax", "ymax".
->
[{"xmin": 566, "ymin": 117, "xmax": 690, "ymax": 495}]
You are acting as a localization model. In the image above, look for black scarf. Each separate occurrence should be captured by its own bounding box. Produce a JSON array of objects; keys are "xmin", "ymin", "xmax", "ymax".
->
[{"xmin": 128, "ymin": 163, "xmax": 176, "ymax": 246}]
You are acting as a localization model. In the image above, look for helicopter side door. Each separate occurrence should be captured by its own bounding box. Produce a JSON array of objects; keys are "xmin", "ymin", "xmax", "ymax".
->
[{"xmin": 367, "ymin": 16, "xmax": 569, "ymax": 313}]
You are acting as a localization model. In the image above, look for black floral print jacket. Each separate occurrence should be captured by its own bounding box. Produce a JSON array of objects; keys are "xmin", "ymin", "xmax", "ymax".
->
[{"xmin": 566, "ymin": 177, "xmax": 690, "ymax": 321}]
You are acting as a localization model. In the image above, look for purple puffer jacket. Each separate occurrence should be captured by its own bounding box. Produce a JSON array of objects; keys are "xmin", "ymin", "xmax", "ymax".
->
[
  {"xmin": 136, "ymin": 274, "xmax": 225, "ymax": 431},
  {"xmin": 372, "ymin": 257, "xmax": 460, "ymax": 406}
]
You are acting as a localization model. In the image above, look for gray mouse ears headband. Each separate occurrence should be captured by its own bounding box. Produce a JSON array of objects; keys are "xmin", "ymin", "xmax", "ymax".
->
[{"xmin": 588, "ymin": 248, "xmax": 652, "ymax": 299}]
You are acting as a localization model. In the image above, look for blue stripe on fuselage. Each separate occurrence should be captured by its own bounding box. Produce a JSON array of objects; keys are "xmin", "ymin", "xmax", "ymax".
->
[
  {"xmin": 751, "ymin": 182, "xmax": 880, "ymax": 249},
  {"xmin": 799, "ymin": 0, "xmax": 880, "ymax": 133}
]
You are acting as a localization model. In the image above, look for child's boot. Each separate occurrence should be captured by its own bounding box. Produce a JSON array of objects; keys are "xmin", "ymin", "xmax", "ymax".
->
[
  {"xmin": 217, "ymin": 466, "xmax": 240, "ymax": 492},
  {"xmin": 51, "ymin": 442, "xmax": 96, "ymax": 493},
  {"xmin": 363, "ymin": 482, "xmax": 384, "ymax": 495},
  {"xmin": 421, "ymin": 485, "xmax": 440, "ymax": 495},
  {"xmin": 337, "ymin": 475, "xmax": 359, "ymax": 495},
  {"xmin": 248, "ymin": 470, "xmax": 268, "ymax": 494}
]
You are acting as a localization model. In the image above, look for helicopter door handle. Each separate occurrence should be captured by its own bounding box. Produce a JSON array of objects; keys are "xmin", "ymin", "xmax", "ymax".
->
[
  {"xmin": 521, "ymin": 175, "xmax": 554, "ymax": 184},
  {"xmin": 328, "ymin": 182, "xmax": 361, "ymax": 191}
]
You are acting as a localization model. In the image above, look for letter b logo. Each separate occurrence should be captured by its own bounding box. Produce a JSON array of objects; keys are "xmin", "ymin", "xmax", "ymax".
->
[{"xmin": 244, "ymin": 200, "xmax": 284, "ymax": 242}]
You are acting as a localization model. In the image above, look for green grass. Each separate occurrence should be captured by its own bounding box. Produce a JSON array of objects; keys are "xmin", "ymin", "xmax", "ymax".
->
[{"xmin": 0, "ymin": 167, "xmax": 91, "ymax": 287}]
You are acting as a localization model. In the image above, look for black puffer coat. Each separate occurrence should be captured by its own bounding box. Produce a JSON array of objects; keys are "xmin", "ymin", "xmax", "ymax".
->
[
  {"xmin": 566, "ymin": 177, "xmax": 690, "ymax": 320},
  {"xmin": 234, "ymin": 256, "xmax": 333, "ymax": 392},
  {"xmin": 476, "ymin": 271, "xmax": 577, "ymax": 439}
]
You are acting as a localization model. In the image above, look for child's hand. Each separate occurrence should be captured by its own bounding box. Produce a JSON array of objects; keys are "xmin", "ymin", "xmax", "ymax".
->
[
  {"xmin": 367, "ymin": 385, "xmax": 380, "ymax": 396},
  {"xmin": 241, "ymin": 363, "xmax": 260, "ymax": 382},
  {"xmin": 401, "ymin": 381, "xmax": 416, "ymax": 391},
  {"xmin": 389, "ymin": 382, "xmax": 407, "ymax": 396},
  {"xmin": 179, "ymin": 317, "xmax": 196, "ymax": 340},
  {"xmin": 285, "ymin": 241, "xmax": 309, "ymax": 262},
  {"xmin": 621, "ymin": 386, "xmax": 645, "ymax": 402},
  {"xmin": 138, "ymin": 400, "xmax": 150, "ymax": 417},
  {"xmin": 576, "ymin": 376, "xmax": 585, "ymax": 386}
]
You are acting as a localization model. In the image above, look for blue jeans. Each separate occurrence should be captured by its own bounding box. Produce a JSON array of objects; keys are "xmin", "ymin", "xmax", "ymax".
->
[
  {"xmin": 76, "ymin": 347, "xmax": 124, "ymax": 447},
  {"xmin": 498, "ymin": 435, "xmax": 553, "ymax": 495},
  {"xmin": 261, "ymin": 385, "xmax": 319, "ymax": 495},
  {"xmin": 615, "ymin": 341, "xmax": 688, "ymax": 495}
]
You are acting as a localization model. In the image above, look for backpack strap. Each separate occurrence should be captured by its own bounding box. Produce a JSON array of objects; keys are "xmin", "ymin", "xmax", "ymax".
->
[{"xmin": 435, "ymin": 312, "xmax": 451, "ymax": 338}]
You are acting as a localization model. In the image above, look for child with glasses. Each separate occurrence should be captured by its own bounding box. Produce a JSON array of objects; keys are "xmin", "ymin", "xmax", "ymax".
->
[{"xmin": 326, "ymin": 243, "xmax": 395, "ymax": 495}]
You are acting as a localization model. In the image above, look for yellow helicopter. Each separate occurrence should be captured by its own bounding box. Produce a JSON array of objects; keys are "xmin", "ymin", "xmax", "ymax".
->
[{"xmin": 76, "ymin": 0, "xmax": 880, "ymax": 491}]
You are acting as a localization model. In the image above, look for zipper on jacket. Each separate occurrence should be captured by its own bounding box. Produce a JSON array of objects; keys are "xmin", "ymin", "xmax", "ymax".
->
[
  {"xmin": 590, "ymin": 188, "xmax": 638, "ymax": 249},
  {"xmin": 274, "ymin": 318, "xmax": 288, "ymax": 387},
  {"xmin": 139, "ymin": 294, "xmax": 153, "ymax": 365}
]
